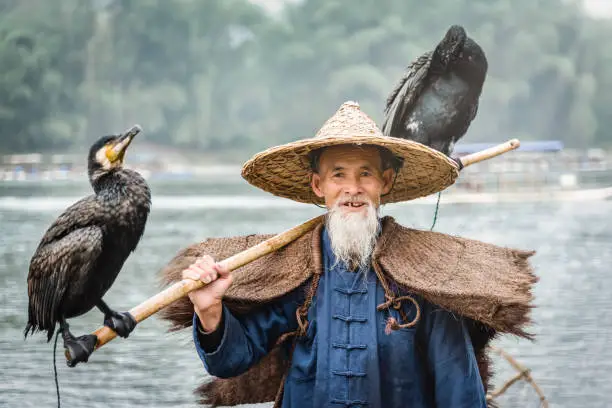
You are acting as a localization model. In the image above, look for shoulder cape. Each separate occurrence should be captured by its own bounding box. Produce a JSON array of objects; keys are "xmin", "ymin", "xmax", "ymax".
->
[{"xmin": 158, "ymin": 216, "xmax": 538, "ymax": 406}]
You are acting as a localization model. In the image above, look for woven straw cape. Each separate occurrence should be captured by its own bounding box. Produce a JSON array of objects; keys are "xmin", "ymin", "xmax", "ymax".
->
[{"xmin": 241, "ymin": 100, "xmax": 461, "ymax": 205}]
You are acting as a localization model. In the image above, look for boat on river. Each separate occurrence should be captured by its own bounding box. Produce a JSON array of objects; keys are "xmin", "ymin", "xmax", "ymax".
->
[
  {"xmin": 415, "ymin": 140, "xmax": 612, "ymax": 204},
  {"xmin": 2, "ymin": 140, "xmax": 611, "ymax": 204}
]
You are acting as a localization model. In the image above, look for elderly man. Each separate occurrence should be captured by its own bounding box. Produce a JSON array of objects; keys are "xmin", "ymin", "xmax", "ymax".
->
[{"xmin": 160, "ymin": 101, "xmax": 537, "ymax": 408}]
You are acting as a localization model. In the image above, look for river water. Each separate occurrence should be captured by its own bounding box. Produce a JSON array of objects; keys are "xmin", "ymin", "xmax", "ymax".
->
[{"xmin": 0, "ymin": 177, "xmax": 610, "ymax": 407}]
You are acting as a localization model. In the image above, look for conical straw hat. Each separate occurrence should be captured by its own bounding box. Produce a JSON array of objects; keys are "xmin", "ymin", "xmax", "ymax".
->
[{"xmin": 241, "ymin": 101, "xmax": 460, "ymax": 205}]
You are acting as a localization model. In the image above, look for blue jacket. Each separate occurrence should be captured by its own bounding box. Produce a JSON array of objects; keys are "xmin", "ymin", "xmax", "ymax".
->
[{"xmin": 193, "ymin": 227, "xmax": 487, "ymax": 408}]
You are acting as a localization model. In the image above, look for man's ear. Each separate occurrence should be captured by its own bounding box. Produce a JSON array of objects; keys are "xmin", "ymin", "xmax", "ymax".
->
[
  {"xmin": 381, "ymin": 168, "xmax": 395, "ymax": 195},
  {"xmin": 311, "ymin": 173, "xmax": 325, "ymax": 198}
]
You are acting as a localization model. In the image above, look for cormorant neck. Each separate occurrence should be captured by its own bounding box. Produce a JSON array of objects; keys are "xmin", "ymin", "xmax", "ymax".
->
[
  {"xmin": 90, "ymin": 169, "xmax": 125, "ymax": 195},
  {"xmin": 455, "ymin": 60, "xmax": 487, "ymax": 85}
]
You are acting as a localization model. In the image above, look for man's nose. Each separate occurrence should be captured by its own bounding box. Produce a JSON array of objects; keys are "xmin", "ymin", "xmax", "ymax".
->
[{"xmin": 343, "ymin": 180, "xmax": 363, "ymax": 196}]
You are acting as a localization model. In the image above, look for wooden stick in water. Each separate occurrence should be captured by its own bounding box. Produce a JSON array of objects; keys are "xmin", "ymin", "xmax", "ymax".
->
[
  {"xmin": 487, "ymin": 346, "xmax": 549, "ymax": 407},
  {"xmin": 67, "ymin": 138, "xmax": 521, "ymax": 365}
]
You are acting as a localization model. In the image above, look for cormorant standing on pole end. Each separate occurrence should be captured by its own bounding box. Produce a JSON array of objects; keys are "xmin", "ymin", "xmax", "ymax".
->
[{"xmin": 383, "ymin": 25, "xmax": 488, "ymax": 159}]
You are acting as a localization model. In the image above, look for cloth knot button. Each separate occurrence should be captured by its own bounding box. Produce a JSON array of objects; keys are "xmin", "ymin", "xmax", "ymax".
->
[{"xmin": 332, "ymin": 314, "xmax": 368, "ymax": 323}]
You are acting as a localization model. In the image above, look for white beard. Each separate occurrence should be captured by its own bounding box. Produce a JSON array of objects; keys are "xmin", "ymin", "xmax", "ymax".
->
[{"xmin": 326, "ymin": 195, "xmax": 380, "ymax": 273}]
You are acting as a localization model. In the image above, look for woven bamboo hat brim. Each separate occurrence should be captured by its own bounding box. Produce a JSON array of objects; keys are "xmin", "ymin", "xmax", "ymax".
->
[{"xmin": 241, "ymin": 101, "xmax": 460, "ymax": 205}]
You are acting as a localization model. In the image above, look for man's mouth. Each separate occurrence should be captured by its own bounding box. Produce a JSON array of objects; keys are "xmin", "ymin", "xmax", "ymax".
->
[{"xmin": 342, "ymin": 201, "xmax": 367, "ymax": 208}]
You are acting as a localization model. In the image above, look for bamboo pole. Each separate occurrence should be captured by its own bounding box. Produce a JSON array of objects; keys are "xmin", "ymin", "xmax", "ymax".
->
[
  {"xmin": 458, "ymin": 138, "xmax": 520, "ymax": 168},
  {"xmin": 89, "ymin": 214, "xmax": 325, "ymax": 351},
  {"xmin": 66, "ymin": 138, "xmax": 521, "ymax": 365}
]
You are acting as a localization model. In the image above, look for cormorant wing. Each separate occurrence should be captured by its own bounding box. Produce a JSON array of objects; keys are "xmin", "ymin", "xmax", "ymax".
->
[
  {"xmin": 27, "ymin": 226, "xmax": 104, "ymax": 340},
  {"xmin": 26, "ymin": 195, "xmax": 104, "ymax": 339},
  {"xmin": 451, "ymin": 98, "xmax": 480, "ymax": 148},
  {"xmin": 382, "ymin": 51, "xmax": 433, "ymax": 138},
  {"xmin": 468, "ymin": 99, "xmax": 479, "ymax": 123},
  {"xmin": 36, "ymin": 195, "xmax": 102, "ymax": 247}
]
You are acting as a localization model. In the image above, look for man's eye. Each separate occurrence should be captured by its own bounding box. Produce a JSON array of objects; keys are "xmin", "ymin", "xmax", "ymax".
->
[{"xmin": 333, "ymin": 173, "xmax": 343, "ymax": 178}]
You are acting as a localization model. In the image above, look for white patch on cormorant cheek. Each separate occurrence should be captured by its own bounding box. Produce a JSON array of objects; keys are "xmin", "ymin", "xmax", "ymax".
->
[
  {"xmin": 95, "ymin": 147, "xmax": 113, "ymax": 171},
  {"xmin": 89, "ymin": 147, "xmax": 115, "ymax": 183}
]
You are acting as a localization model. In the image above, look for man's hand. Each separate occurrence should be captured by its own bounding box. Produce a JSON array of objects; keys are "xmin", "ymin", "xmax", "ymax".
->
[{"xmin": 182, "ymin": 255, "xmax": 233, "ymax": 332}]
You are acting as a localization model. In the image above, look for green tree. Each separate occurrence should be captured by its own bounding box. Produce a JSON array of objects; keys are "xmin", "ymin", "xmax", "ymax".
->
[
  {"xmin": 0, "ymin": 2, "xmax": 94, "ymax": 152},
  {"xmin": 0, "ymin": 0, "xmax": 611, "ymax": 154}
]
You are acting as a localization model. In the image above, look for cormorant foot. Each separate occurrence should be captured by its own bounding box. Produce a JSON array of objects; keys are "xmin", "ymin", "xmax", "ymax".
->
[
  {"xmin": 104, "ymin": 311, "xmax": 137, "ymax": 338},
  {"xmin": 451, "ymin": 156, "xmax": 464, "ymax": 170},
  {"xmin": 63, "ymin": 334, "xmax": 97, "ymax": 367}
]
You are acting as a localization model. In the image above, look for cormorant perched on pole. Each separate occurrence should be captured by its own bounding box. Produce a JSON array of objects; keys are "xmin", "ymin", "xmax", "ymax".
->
[
  {"xmin": 24, "ymin": 125, "xmax": 151, "ymax": 365},
  {"xmin": 382, "ymin": 25, "xmax": 488, "ymax": 160}
]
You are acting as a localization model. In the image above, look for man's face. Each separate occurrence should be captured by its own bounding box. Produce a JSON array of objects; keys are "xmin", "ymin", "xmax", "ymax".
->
[{"xmin": 310, "ymin": 145, "xmax": 395, "ymax": 213}]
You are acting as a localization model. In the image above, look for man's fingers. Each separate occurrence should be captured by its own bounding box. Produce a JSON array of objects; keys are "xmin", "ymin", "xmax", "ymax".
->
[
  {"xmin": 183, "ymin": 255, "xmax": 229, "ymax": 287},
  {"xmin": 187, "ymin": 264, "xmax": 206, "ymax": 276},
  {"xmin": 182, "ymin": 269, "xmax": 200, "ymax": 281},
  {"xmin": 183, "ymin": 264, "xmax": 218, "ymax": 284},
  {"xmin": 196, "ymin": 255, "xmax": 215, "ymax": 267},
  {"xmin": 214, "ymin": 262, "xmax": 230, "ymax": 277}
]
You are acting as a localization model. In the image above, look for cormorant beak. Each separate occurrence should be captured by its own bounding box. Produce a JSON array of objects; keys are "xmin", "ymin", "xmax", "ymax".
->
[{"xmin": 108, "ymin": 125, "xmax": 142, "ymax": 163}]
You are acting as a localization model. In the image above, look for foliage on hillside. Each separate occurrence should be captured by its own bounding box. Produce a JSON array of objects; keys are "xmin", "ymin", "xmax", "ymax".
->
[{"xmin": 1, "ymin": 0, "xmax": 610, "ymax": 155}]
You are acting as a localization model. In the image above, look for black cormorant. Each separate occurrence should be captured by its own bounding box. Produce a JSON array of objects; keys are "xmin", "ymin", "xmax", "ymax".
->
[
  {"xmin": 24, "ymin": 125, "xmax": 151, "ymax": 365},
  {"xmin": 382, "ymin": 25, "xmax": 488, "ymax": 158}
]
